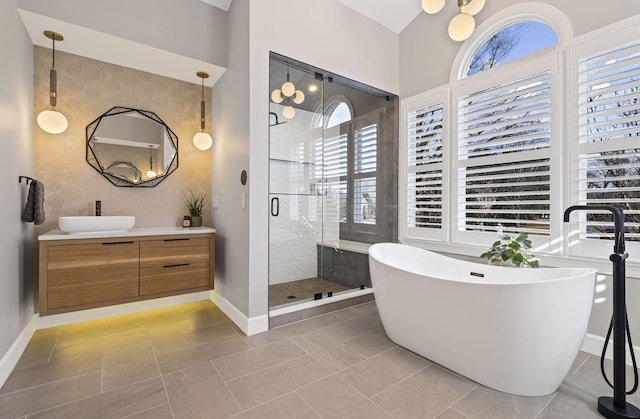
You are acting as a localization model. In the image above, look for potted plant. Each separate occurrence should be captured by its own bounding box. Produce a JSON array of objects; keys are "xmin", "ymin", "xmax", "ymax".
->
[
  {"xmin": 480, "ymin": 233, "xmax": 539, "ymax": 268},
  {"xmin": 184, "ymin": 189, "xmax": 206, "ymax": 227}
]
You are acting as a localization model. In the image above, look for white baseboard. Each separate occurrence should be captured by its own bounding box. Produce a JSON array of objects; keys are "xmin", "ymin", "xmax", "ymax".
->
[
  {"xmin": 210, "ymin": 291, "xmax": 268, "ymax": 336},
  {"xmin": 36, "ymin": 291, "xmax": 211, "ymax": 329},
  {"xmin": 581, "ymin": 333, "xmax": 640, "ymax": 366},
  {"xmin": 0, "ymin": 315, "xmax": 37, "ymax": 389}
]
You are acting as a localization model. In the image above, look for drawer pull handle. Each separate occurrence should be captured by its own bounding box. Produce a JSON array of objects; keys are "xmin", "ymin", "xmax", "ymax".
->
[
  {"xmin": 163, "ymin": 238, "xmax": 190, "ymax": 242},
  {"xmin": 103, "ymin": 241, "xmax": 135, "ymax": 245},
  {"xmin": 163, "ymin": 263, "xmax": 190, "ymax": 268}
]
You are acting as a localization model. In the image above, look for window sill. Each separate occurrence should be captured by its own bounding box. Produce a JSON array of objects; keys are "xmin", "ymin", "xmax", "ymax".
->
[{"xmin": 399, "ymin": 237, "xmax": 640, "ymax": 279}]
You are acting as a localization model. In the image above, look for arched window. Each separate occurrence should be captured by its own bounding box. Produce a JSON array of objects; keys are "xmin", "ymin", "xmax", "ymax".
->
[
  {"xmin": 466, "ymin": 21, "xmax": 558, "ymax": 76},
  {"xmin": 326, "ymin": 101, "xmax": 352, "ymax": 128}
]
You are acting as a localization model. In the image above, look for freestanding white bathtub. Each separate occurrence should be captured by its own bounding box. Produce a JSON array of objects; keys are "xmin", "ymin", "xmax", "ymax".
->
[{"xmin": 368, "ymin": 243, "xmax": 597, "ymax": 396}]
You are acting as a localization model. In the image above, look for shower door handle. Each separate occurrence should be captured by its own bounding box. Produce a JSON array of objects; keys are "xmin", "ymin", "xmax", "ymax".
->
[{"xmin": 270, "ymin": 197, "xmax": 279, "ymax": 216}]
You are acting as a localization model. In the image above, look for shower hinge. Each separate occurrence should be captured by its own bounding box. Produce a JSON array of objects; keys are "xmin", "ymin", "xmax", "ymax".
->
[{"xmin": 314, "ymin": 293, "xmax": 322, "ymax": 300}]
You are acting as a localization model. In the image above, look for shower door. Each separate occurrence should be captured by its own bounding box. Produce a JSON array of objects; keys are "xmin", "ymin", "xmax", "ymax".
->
[
  {"xmin": 268, "ymin": 53, "xmax": 398, "ymax": 311},
  {"xmin": 268, "ymin": 57, "xmax": 327, "ymax": 308}
]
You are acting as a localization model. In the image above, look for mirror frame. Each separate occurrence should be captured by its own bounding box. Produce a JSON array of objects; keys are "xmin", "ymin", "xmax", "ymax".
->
[{"xmin": 86, "ymin": 106, "xmax": 179, "ymax": 187}]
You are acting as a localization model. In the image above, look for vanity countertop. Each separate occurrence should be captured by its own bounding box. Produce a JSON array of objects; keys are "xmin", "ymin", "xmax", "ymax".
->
[{"xmin": 39, "ymin": 226, "xmax": 216, "ymax": 241}]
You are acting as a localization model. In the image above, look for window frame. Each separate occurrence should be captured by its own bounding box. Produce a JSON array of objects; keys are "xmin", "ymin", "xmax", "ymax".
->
[{"xmin": 399, "ymin": 5, "xmax": 640, "ymax": 275}]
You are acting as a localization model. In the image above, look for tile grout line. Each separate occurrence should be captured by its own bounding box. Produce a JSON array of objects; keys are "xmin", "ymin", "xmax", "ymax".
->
[
  {"xmin": 150, "ymin": 340, "xmax": 177, "ymax": 419},
  {"xmin": 293, "ymin": 388, "xmax": 324, "ymax": 419},
  {"xmin": 209, "ymin": 361, "xmax": 244, "ymax": 417},
  {"xmin": 434, "ymin": 382, "xmax": 478, "ymax": 418},
  {"xmin": 368, "ymin": 364, "xmax": 434, "ymax": 400},
  {"xmin": 535, "ymin": 392, "xmax": 559, "ymax": 419},
  {"xmin": 222, "ymin": 351, "xmax": 309, "ymax": 384},
  {"xmin": 46, "ymin": 330, "xmax": 62, "ymax": 364}
]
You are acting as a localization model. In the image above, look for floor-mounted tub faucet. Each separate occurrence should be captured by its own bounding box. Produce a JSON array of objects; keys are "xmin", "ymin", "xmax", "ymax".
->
[{"xmin": 564, "ymin": 205, "xmax": 639, "ymax": 419}]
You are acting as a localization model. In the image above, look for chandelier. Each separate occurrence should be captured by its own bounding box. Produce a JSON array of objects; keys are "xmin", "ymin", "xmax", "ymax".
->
[
  {"xmin": 271, "ymin": 68, "xmax": 305, "ymax": 120},
  {"xmin": 422, "ymin": 0, "xmax": 486, "ymax": 41}
]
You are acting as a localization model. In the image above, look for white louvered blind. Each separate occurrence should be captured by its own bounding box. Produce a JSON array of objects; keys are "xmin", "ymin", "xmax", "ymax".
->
[
  {"xmin": 577, "ymin": 41, "xmax": 640, "ymax": 241},
  {"xmin": 457, "ymin": 70, "xmax": 552, "ymax": 236},
  {"xmin": 322, "ymin": 134, "xmax": 348, "ymax": 223},
  {"xmin": 354, "ymin": 124, "xmax": 377, "ymax": 224},
  {"xmin": 407, "ymin": 103, "xmax": 444, "ymax": 235}
]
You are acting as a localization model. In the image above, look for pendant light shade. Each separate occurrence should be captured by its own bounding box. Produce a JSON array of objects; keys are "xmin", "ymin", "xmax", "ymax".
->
[
  {"xmin": 448, "ymin": 12, "xmax": 475, "ymax": 41},
  {"xmin": 282, "ymin": 105, "xmax": 296, "ymax": 120},
  {"xmin": 146, "ymin": 146, "xmax": 157, "ymax": 178},
  {"xmin": 281, "ymin": 81, "xmax": 296, "ymax": 97},
  {"xmin": 271, "ymin": 89, "xmax": 284, "ymax": 104},
  {"xmin": 461, "ymin": 0, "xmax": 485, "ymax": 15},
  {"xmin": 422, "ymin": 0, "xmax": 486, "ymax": 41},
  {"xmin": 37, "ymin": 109, "xmax": 68, "ymax": 134},
  {"xmin": 193, "ymin": 71, "xmax": 212, "ymax": 151},
  {"xmin": 422, "ymin": 0, "xmax": 446, "ymax": 14},
  {"xmin": 37, "ymin": 31, "xmax": 68, "ymax": 134}
]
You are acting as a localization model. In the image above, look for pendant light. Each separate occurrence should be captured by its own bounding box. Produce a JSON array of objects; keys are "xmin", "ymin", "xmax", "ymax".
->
[
  {"xmin": 422, "ymin": 0, "xmax": 486, "ymax": 42},
  {"xmin": 146, "ymin": 146, "xmax": 157, "ymax": 178},
  {"xmin": 193, "ymin": 71, "xmax": 213, "ymax": 151},
  {"xmin": 37, "ymin": 30, "xmax": 68, "ymax": 134},
  {"xmin": 271, "ymin": 67, "xmax": 304, "ymax": 120}
]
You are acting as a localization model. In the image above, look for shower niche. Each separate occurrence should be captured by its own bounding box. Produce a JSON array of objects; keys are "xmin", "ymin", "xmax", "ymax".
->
[{"xmin": 268, "ymin": 53, "xmax": 398, "ymax": 313}]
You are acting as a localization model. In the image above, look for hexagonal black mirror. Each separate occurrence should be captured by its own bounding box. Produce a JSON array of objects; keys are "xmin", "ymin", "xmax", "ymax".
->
[{"xmin": 86, "ymin": 106, "xmax": 178, "ymax": 187}]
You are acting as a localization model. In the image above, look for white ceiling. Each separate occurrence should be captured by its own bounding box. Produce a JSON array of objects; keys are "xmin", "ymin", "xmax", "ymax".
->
[
  {"xmin": 336, "ymin": 0, "xmax": 422, "ymax": 33},
  {"xmin": 199, "ymin": 0, "xmax": 233, "ymax": 12},
  {"xmin": 201, "ymin": 0, "xmax": 421, "ymax": 33}
]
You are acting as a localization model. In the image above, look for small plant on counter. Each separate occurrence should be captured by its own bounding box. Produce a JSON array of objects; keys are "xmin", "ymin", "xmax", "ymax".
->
[
  {"xmin": 480, "ymin": 233, "xmax": 539, "ymax": 268},
  {"xmin": 184, "ymin": 189, "xmax": 206, "ymax": 217}
]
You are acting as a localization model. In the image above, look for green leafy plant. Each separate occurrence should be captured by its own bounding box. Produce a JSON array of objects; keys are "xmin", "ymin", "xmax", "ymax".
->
[
  {"xmin": 184, "ymin": 189, "xmax": 206, "ymax": 217},
  {"xmin": 480, "ymin": 233, "xmax": 539, "ymax": 268}
]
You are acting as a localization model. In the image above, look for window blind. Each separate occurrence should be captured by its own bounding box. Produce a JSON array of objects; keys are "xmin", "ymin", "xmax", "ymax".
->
[
  {"xmin": 457, "ymin": 70, "xmax": 552, "ymax": 235},
  {"xmin": 578, "ymin": 41, "xmax": 640, "ymax": 241},
  {"xmin": 354, "ymin": 124, "xmax": 377, "ymax": 224},
  {"xmin": 407, "ymin": 103, "xmax": 444, "ymax": 232}
]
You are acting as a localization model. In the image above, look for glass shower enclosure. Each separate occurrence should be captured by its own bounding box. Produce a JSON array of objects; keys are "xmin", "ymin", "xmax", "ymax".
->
[{"xmin": 268, "ymin": 53, "xmax": 397, "ymax": 312}]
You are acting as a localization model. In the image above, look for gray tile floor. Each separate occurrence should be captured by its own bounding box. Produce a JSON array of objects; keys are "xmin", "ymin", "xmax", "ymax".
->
[{"xmin": 0, "ymin": 300, "xmax": 637, "ymax": 418}]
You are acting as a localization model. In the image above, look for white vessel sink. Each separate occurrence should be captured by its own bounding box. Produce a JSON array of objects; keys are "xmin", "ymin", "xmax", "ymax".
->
[{"xmin": 58, "ymin": 216, "xmax": 135, "ymax": 234}]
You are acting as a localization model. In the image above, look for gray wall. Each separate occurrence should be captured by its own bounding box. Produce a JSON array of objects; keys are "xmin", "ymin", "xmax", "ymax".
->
[
  {"xmin": 212, "ymin": 0, "xmax": 251, "ymax": 315},
  {"xmin": 17, "ymin": 0, "xmax": 228, "ymax": 67},
  {"xmin": 399, "ymin": 0, "xmax": 640, "ymax": 98},
  {"xmin": 0, "ymin": 0, "xmax": 35, "ymax": 362}
]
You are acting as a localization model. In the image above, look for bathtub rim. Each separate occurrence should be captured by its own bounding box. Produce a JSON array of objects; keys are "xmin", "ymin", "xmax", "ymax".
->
[{"xmin": 369, "ymin": 242, "xmax": 598, "ymax": 286}]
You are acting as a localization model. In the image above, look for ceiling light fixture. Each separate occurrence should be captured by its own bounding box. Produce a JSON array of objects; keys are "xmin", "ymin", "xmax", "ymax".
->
[
  {"xmin": 37, "ymin": 30, "xmax": 68, "ymax": 134},
  {"xmin": 271, "ymin": 68, "xmax": 304, "ymax": 120},
  {"xmin": 422, "ymin": 0, "xmax": 485, "ymax": 42},
  {"xmin": 193, "ymin": 71, "xmax": 213, "ymax": 151}
]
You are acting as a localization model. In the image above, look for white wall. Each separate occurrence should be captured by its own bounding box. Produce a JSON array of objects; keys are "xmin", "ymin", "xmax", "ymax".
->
[
  {"xmin": 211, "ymin": 0, "xmax": 399, "ymax": 322},
  {"xmin": 399, "ymin": 0, "xmax": 640, "ymax": 98},
  {"xmin": 247, "ymin": 0, "xmax": 399, "ymax": 320},
  {"xmin": 0, "ymin": 0, "xmax": 35, "ymax": 367}
]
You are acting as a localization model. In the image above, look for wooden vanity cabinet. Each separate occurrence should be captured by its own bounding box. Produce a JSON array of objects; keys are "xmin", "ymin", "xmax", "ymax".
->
[
  {"xmin": 140, "ymin": 236, "xmax": 212, "ymax": 296},
  {"xmin": 39, "ymin": 232, "xmax": 214, "ymax": 316},
  {"xmin": 45, "ymin": 240, "xmax": 139, "ymax": 311}
]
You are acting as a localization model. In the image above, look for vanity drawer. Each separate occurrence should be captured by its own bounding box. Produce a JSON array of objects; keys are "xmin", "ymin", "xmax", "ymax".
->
[
  {"xmin": 140, "ymin": 262, "xmax": 210, "ymax": 295},
  {"xmin": 140, "ymin": 237, "xmax": 210, "ymax": 268},
  {"xmin": 46, "ymin": 241, "xmax": 139, "ymax": 310}
]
